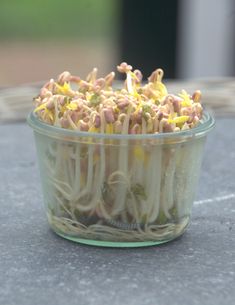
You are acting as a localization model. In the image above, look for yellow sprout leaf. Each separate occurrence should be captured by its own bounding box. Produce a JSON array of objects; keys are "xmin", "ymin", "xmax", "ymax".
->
[
  {"xmin": 134, "ymin": 146, "xmax": 145, "ymax": 162},
  {"xmin": 155, "ymin": 82, "xmax": 168, "ymax": 97},
  {"xmin": 40, "ymin": 108, "xmax": 54, "ymax": 122},
  {"xmin": 113, "ymin": 106, "xmax": 120, "ymax": 114},
  {"xmin": 168, "ymin": 116, "xmax": 189, "ymax": 124},
  {"xmin": 168, "ymin": 112, "xmax": 177, "ymax": 120},
  {"xmin": 133, "ymin": 101, "xmax": 143, "ymax": 116},
  {"xmin": 132, "ymin": 91, "xmax": 140, "ymax": 99},
  {"xmin": 66, "ymin": 103, "xmax": 78, "ymax": 110},
  {"xmin": 34, "ymin": 103, "xmax": 47, "ymax": 112},
  {"xmin": 105, "ymin": 124, "xmax": 114, "ymax": 134},
  {"xmin": 48, "ymin": 111, "xmax": 54, "ymax": 122},
  {"xmin": 88, "ymin": 126, "xmax": 99, "ymax": 133},
  {"xmin": 181, "ymin": 100, "xmax": 192, "ymax": 107},
  {"xmin": 55, "ymin": 82, "xmax": 71, "ymax": 95},
  {"xmin": 179, "ymin": 90, "xmax": 192, "ymax": 107}
]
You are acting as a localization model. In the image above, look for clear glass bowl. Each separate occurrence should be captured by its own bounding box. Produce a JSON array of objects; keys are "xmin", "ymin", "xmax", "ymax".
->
[{"xmin": 28, "ymin": 111, "xmax": 214, "ymax": 247}]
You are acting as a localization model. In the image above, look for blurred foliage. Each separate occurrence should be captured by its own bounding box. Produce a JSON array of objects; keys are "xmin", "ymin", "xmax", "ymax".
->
[{"xmin": 0, "ymin": 0, "xmax": 119, "ymax": 40}]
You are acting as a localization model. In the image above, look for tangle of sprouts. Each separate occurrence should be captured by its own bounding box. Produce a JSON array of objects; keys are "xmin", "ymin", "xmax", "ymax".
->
[{"xmin": 33, "ymin": 63, "xmax": 204, "ymax": 243}]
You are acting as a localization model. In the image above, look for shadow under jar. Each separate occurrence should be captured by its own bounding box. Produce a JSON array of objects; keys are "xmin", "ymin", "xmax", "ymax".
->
[{"xmin": 28, "ymin": 111, "xmax": 214, "ymax": 247}]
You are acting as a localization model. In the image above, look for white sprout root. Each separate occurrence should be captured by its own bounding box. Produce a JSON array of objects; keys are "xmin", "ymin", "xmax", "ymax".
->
[{"xmin": 38, "ymin": 135, "xmax": 203, "ymax": 243}]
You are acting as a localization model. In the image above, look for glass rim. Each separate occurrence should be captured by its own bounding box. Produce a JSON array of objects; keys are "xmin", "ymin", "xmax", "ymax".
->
[{"xmin": 27, "ymin": 110, "xmax": 215, "ymax": 140}]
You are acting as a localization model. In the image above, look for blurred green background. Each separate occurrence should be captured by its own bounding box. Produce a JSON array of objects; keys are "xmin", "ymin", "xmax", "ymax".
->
[
  {"xmin": 1, "ymin": 0, "xmax": 234, "ymax": 87},
  {"xmin": 0, "ymin": 0, "xmax": 118, "ymax": 40},
  {"xmin": 0, "ymin": 0, "xmax": 120, "ymax": 85}
]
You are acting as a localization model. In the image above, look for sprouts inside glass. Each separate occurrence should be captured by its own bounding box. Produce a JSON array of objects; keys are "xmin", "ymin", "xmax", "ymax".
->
[
  {"xmin": 29, "ymin": 111, "xmax": 214, "ymax": 246},
  {"xmin": 28, "ymin": 63, "xmax": 214, "ymax": 246}
]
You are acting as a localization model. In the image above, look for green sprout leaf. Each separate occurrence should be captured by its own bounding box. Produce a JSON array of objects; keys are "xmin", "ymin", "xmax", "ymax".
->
[
  {"xmin": 131, "ymin": 183, "xmax": 147, "ymax": 201},
  {"xmin": 90, "ymin": 93, "xmax": 101, "ymax": 106}
]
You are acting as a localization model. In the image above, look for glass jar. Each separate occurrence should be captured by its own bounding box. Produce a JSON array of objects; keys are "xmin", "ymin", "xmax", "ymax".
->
[{"xmin": 28, "ymin": 111, "xmax": 214, "ymax": 247}]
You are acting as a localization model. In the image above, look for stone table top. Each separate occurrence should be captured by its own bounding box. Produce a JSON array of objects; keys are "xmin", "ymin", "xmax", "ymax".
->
[{"xmin": 0, "ymin": 118, "xmax": 234, "ymax": 305}]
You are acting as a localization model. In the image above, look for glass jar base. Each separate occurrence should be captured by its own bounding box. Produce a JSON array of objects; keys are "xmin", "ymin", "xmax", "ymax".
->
[{"xmin": 51, "ymin": 228, "xmax": 186, "ymax": 248}]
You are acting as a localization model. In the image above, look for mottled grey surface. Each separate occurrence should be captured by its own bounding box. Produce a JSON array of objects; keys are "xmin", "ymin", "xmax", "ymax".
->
[{"xmin": 0, "ymin": 119, "xmax": 234, "ymax": 305}]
